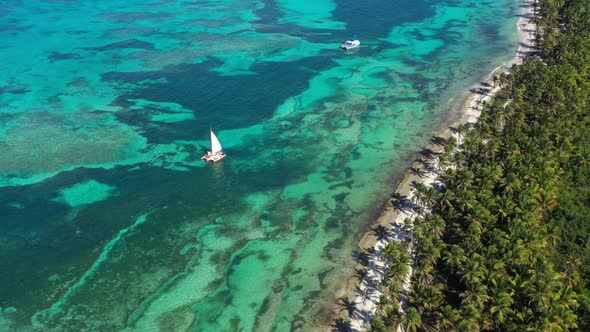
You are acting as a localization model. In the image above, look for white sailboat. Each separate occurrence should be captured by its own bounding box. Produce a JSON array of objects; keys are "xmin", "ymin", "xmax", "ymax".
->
[{"xmin": 201, "ymin": 129, "xmax": 226, "ymax": 162}]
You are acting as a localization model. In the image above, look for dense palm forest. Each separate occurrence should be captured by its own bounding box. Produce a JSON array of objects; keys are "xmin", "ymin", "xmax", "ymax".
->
[{"xmin": 371, "ymin": 0, "xmax": 590, "ymax": 330}]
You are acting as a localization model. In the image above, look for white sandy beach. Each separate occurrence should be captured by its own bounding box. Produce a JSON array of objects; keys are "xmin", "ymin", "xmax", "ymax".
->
[{"xmin": 345, "ymin": 1, "xmax": 537, "ymax": 330}]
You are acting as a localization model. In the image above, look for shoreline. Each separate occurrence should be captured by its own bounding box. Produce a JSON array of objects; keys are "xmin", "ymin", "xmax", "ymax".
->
[{"xmin": 339, "ymin": 0, "xmax": 537, "ymax": 330}]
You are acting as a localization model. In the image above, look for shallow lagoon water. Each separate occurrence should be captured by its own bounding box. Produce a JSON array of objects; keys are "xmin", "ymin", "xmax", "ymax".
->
[{"xmin": 0, "ymin": 0, "xmax": 519, "ymax": 330}]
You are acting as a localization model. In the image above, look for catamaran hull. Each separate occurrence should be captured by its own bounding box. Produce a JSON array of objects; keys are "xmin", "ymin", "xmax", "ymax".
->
[{"xmin": 201, "ymin": 153, "xmax": 226, "ymax": 163}]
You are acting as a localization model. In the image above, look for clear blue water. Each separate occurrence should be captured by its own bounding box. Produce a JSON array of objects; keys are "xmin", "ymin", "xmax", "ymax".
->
[{"xmin": 0, "ymin": 0, "xmax": 519, "ymax": 330}]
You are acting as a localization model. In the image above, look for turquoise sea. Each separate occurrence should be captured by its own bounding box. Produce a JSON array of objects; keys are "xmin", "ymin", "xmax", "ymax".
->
[{"xmin": 0, "ymin": 0, "xmax": 519, "ymax": 330}]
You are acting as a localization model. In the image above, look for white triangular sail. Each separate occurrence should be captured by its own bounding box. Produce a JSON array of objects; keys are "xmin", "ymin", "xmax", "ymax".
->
[{"xmin": 210, "ymin": 129, "xmax": 223, "ymax": 154}]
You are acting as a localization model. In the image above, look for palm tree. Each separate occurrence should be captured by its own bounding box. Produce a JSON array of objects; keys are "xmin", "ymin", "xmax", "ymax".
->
[
  {"xmin": 534, "ymin": 187, "xmax": 558, "ymax": 210},
  {"xmin": 555, "ymin": 285, "xmax": 578, "ymax": 310},
  {"xmin": 464, "ymin": 212, "xmax": 485, "ymax": 234},
  {"xmin": 456, "ymin": 123, "xmax": 472, "ymax": 145},
  {"xmin": 422, "ymin": 214, "xmax": 445, "ymax": 239},
  {"xmin": 387, "ymin": 259, "xmax": 410, "ymax": 285},
  {"xmin": 377, "ymin": 294, "xmax": 397, "ymax": 317},
  {"xmin": 489, "ymin": 288, "xmax": 514, "ymax": 326},
  {"xmin": 552, "ymin": 305, "xmax": 579, "ymax": 330},
  {"xmin": 436, "ymin": 189, "xmax": 455, "ymax": 212},
  {"xmin": 528, "ymin": 278, "xmax": 553, "ymax": 311},
  {"xmin": 494, "ymin": 195, "xmax": 517, "ymax": 222},
  {"xmin": 561, "ymin": 259, "xmax": 581, "ymax": 288},
  {"xmin": 386, "ymin": 281, "xmax": 403, "ymax": 304},
  {"xmin": 412, "ymin": 182, "xmax": 436, "ymax": 208},
  {"xmin": 512, "ymin": 271, "xmax": 531, "ymax": 293},
  {"xmin": 436, "ymin": 305, "xmax": 460, "ymax": 331},
  {"xmin": 499, "ymin": 172, "xmax": 521, "ymax": 195},
  {"xmin": 460, "ymin": 256, "xmax": 485, "ymax": 286},
  {"xmin": 497, "ymin": 72, "xmax": 508, "ymax": 87},
  {"xmin": 421, "ymin": 285, "xmax": 444, "ymax": 312},
  {"xmin": 457, "ymin": 305, "xmax": 481, "ymax": 332},
  {"xmin": 442, "ymin": 244, "xmax": 467, "ymax": 272},
  {"xmin": 401, "ymin": 307, "xmax": 422, "ymax": 332},
  {"xmin": 384, "ymin": 309, "xmax": 403, "ymax": 330},
  {"xmin": 369, "ymin": 316, "xmax": 387, "ymax": 332},
  {"xmin": 450, "ymin": 170, "xmax": 474, "ymax": 191},
  {"xmin": 535, "ymin": 315, "xmax": 565, "ymax": 332},
  {"xmin": 461, "ymin": 282, "xmax": 491, "ymax": 309},
  {"xmin": 415, "ymin": 262, "xmax": 435, "ymax": 286}
]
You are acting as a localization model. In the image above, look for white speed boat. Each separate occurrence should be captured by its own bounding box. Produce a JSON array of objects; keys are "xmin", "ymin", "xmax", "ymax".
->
[{"xmin": 341, "ymin": 36, "xmax": 360, "ymax": 50}]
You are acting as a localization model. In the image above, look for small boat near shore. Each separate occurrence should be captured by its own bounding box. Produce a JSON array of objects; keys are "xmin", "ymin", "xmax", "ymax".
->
[
  {"xmin": 201, "ymin": 129, "xmax": 226, "ymax": 163},
  {"xmin": 341, "ymin": 36, "xmax": 360, "ymax": 50}
]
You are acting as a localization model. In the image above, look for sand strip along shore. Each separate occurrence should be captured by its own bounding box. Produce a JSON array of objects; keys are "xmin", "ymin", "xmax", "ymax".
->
[{"xmin": 341, "ymin": 0, "xmax": 537, "ymax": 330}]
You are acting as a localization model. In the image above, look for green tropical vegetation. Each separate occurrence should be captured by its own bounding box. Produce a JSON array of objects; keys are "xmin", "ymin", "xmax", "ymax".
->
[{"xmin": 371, "ymin": 0, "xmax": 590, "ymax": 330}]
